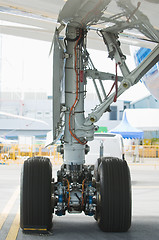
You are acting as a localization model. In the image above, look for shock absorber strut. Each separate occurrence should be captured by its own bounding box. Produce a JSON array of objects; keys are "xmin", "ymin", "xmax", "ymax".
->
[{"xmin": 64, "ymin": 25, "xmax": 86, "ymax": 166}]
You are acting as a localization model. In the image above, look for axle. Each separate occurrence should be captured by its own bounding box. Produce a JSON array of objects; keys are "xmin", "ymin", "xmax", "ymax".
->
[{"xmin": 54, "ymin": 164, "xmax": 96, "ymax": 216}]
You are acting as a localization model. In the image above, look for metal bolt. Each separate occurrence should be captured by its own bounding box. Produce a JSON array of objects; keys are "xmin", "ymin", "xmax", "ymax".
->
[
  {"xmin": 123, "ymin": 82, "xmax": 129, "ymax": 88},
  {"xmin": 90, "ymin": 117, "xmax": 95, "ymax": 123}
]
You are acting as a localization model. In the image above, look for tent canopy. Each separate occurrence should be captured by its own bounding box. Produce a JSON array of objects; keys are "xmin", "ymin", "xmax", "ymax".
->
[
  {"xmin": 109, "ymin": 112, "xmax": 143, "ymax": 139},
  {"xmin": 124, "ymin": 109, "xmax": 159, "ymax": 131}
]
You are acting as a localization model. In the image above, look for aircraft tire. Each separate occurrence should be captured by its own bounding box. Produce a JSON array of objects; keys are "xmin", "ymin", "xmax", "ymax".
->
[
  {"xmin": 97, "ymin": 157, "xmax": 131, "ymax": 232},
  {"xmin": 20, "ymin": 156, "xmax": 52, "ymax": 233}
]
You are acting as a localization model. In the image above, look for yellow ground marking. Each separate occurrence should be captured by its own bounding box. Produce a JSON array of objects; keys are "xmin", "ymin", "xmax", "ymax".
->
[
  {"xmin": 6, "ymin": 208, "xmax": 20, "ymax": 240},
  {"xmin": 23, "ymin": 228, "xmax": 47, "ymax": 231},
  {"xmin": 0, "ymin": 186, "xmax": 20, "ymax": 230}
]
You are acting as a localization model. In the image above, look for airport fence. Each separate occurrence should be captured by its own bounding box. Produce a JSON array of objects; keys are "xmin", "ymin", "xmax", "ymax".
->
[
  {"xmin": 1, "ymin": 143, "xmax": 159, "ymax": 167},
  {"xmin": 125, "ymin": 145, "xmax": 159, "ymax": 167},
  {"xmin": 0, "ymin": 143, "xmax": 63, "ymax": 165}
]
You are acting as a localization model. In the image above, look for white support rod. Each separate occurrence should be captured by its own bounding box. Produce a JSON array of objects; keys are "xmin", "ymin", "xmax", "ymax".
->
[
  {"xmin": 92, "ymin": 79, "xmax": 102, "ymax": 103},
  {"xmin": 85, "ymin": 69, "xmax": 123, "ymax": 82},
  {"xmin": 84, "ymin": 43, "xmax": 159, "ymax": 125}
]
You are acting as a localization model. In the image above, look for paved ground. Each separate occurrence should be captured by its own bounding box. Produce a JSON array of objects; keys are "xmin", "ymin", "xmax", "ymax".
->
[{"xmin": 0, "ymin": 163, "xmax": 159, "ymax": 240}]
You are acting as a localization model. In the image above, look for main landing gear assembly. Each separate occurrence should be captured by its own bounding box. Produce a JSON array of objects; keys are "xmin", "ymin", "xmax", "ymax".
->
[
  {"xmin": 20, "ymin": 0, "xmax": 159, "ymax": 234},
  {"xmin": 20, "ymin": 156, "xmax": 131, "ymax": 233}
]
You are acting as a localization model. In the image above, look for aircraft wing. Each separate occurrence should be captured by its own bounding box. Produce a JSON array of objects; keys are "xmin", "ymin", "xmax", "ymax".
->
[
  {"xmin": 0, "ymin": 111, "xmax": 49, "ymax": 125},
  {"xmin": 0, "ymin": 0, "xmax": 159, "ymax": 51},
  {"xmin": 0, "ymin": 0, "xmax": 63, "ymax": 42}
]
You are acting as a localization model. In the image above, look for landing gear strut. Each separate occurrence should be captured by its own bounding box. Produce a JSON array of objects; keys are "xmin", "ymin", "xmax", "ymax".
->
[{"xmin": 19, "ymin": 24, "xmax": 132, "ymax": 234}]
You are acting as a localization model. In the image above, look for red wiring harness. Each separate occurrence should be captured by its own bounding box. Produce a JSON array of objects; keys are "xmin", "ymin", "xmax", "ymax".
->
[
  {"xmin": 107, "ymin": 62, "xmax": 118, "ymax": 102},
  {"xmin": 68, "ymin": 31, "xmax": 87, "ymax": 145}
]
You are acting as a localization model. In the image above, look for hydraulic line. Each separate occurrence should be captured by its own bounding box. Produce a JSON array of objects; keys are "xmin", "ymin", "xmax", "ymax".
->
[
  {"xmin": 68, "ymin": 30, "xmax": 87, "ymax": 145},
  {"xmin": 114, "ymin": 62, "xmax": 118, "ymax": 102},
  {"xmin": 106, "ymin": 62, "xmax": 118, "ymax": 102}
]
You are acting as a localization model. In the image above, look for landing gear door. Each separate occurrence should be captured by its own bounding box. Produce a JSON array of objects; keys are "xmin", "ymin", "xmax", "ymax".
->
[{"xmin": 53, "ymin": 31, "xmax": 65, "ymax": 142}]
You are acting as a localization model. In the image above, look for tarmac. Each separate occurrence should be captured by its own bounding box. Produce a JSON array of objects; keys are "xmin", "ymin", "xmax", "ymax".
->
[{"xmin": 0, "ymin": 162, "xmax": 159, "ymax": 240}]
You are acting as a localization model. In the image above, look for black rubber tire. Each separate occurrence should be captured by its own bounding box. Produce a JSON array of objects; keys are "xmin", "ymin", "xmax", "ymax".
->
[
  {"xmin": 20, "ymin": 157, "xmax": 52, "ymax": 232},
  {"xmin": 97, "ymin": 157, "xmax": 131, "ymax": 232}
]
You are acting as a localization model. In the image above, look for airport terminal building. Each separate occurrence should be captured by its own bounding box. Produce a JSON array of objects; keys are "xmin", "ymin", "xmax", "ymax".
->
[{"xmin": 0, "ymin": 91, "xmax": 130, "ymax": 139}]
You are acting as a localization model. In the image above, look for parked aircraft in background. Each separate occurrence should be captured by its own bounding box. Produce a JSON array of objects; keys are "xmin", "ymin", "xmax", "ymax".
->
[
  {"xmin": 0, "ymin": 111, "xmax": 48, "ymax": 153},
  {"xmin": 133, "ymin": 47, "xmax": 159, "ymax": 100}
]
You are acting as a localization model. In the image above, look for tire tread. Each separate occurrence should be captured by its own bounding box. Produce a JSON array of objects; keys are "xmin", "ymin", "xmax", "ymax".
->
[
  {"xmin": 98, "ymin": 157, "xmax": 131, "ymax": 232},
  {"xmin": 20, "ymin": 156, "xmax": 52, "ymax": 232}
]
